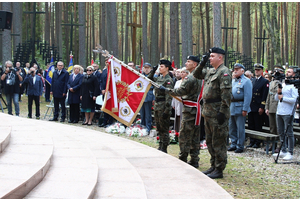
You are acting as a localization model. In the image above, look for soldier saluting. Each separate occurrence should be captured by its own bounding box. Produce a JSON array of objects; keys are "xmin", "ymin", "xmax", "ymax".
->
[
  {"xmin": 193, "ymin": 47, "xmax": 232, "ymax": 179},
  {"xmin": 148, "ymin": 60, "xmax": 174, "ymax": 153},
  {"xmin": 160, "ymin": 55, "xmax": 204, "ymax": 168}
]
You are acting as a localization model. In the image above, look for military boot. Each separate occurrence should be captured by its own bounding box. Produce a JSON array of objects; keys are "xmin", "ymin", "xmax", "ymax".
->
[
  {"xmin": 207, "ymin": 169, "xmax": 223, "ymax": 179},
  {"xmin": 160, "ymin": 144, "xmax": 168, "ymax": 153},
  {"xmin": 187, "ymin": 160, "xmax": 199, "ymax": 168},
  {"xmin": 202, "ymin": 166, "xmax": 215, "ymax": 175},
  {"xmin": 178, "ymin": 152, "xmax": 188, "ymax": 163},
  {"xmin": 158, "ymin": 142, "xmax": 162, "ymax": 151},
  {"xmin": 188, "ymin": 149, "xmax": 199, "ymax": 168}
]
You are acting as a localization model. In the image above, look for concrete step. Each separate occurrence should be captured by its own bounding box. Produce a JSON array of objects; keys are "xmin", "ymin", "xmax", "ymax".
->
[
  {"xmin": 25, "ymin": 135, "xmax": 98, "ymax": 199},
  {"xmin": 0, "ymin": 126, "xmax": 11, "ymax": 153},
  {"xmin": 0, "ymin": 113, "xmax": 233, "ymax": 199},
  {"xmin": 0, "ymin": 126, "xmax": 53, "ymax": 198}
]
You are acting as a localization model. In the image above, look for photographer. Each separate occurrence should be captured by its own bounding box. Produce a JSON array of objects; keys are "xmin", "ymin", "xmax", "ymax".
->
[
  {"xmin": 0, "ymin": 60, "xmax": 23, "ymax": 116},
  {"xmin": 265, "ymin": 65, "xmax": 285, "ymax": 153},
  {"xmin": 272, "ymin": 67, "xmax": 298, "ymax": 161}
]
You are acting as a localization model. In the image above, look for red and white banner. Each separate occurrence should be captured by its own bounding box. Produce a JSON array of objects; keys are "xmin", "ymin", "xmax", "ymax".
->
[{"xmin": 102, "ymin": 57, "xmax": 152, "ymax": 126}]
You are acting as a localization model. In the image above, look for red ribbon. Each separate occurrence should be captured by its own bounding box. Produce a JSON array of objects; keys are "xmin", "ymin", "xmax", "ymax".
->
[{"xmin": 182, "ymin": 80, "xmax": 204, "ymax": 125}]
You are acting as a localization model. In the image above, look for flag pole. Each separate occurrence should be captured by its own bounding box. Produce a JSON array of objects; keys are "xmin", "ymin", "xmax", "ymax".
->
[{"xmin": 93, "ymin": 45, "xmax": 182, "ymax": 102}]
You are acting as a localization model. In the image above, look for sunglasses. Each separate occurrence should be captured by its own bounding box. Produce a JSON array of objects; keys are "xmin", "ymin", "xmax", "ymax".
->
[{"xmin": 87, "ymin": 69, "xmax": 93, "ymax": 72}]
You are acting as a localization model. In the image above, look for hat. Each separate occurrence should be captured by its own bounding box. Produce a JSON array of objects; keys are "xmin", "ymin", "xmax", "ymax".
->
[
  {"xmin": 254, "ymin": 63, "xmax": 264, "ymax": 70},
  {"xmin": 209, "ymin": 47, "xmax": 226, "ymax": 55},
  {"xmin": 187, "ymin": 55, "xmax": 200, "ymax": 63},
  {"xmin": 274, "ymin": 64, "xmax": 284, "ymax": 71},
  {"xmin": 159, "ymin": 59, "xmax": 173, "ymax": 70},
  {"xmin": 234, "ymin": 63, "xmax": 245, "ymax": 69},
  {"xmin": 143, "ymin": 62, "xmax": 152, "ymax": 68}
]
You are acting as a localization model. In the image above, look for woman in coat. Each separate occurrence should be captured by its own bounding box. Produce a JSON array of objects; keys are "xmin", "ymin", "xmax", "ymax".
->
[
  {"xmin": 80, "ymin": 66, "xmax": 100, "ymax": 125},
  {"xmin": 67, "ymin": 65, "xmax": 83, "ymax": 123}
]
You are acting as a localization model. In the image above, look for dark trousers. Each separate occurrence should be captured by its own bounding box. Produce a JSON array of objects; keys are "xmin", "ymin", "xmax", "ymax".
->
[
  {"xmin": 28, "ymin": 95, "xmax": 40, "ymax": 118},
  {"xmin": 45, "ymin": 82, "xmax": 51, "ymax": 101},
  {"xmin": 248, "ymin": 111, "xmax": 263, "ymax": 145},
  {"xmin": 54, "ymin": 96, "xmax": 66, "ymax": 119},
  {"xmin": 69, "ymin": 103, "xmax": 80, "ymax": 122}
]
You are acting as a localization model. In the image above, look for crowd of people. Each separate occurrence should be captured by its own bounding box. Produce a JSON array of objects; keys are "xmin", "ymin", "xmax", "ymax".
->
[{"xmin": 1, "ymin": 46, "xmax": 299, "ymax": 180}]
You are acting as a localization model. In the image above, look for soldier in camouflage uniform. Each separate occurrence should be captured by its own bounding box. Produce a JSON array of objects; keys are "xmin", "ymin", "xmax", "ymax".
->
[
  {"xmin": 193, "ymin": 47, "xmax": 232, "ymax": 179},
  {"xmin": 148, "ymin": 60, "xmax": 174, "ymax": 153},
  {"xmin": 160, "ymin": 55, "xmax": 203, "ymax": 168}
]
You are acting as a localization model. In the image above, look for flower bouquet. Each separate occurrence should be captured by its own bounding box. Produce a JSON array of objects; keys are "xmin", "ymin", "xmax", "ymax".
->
[
  {"xmin": 105, "ymin": 122, "xmax": 126, "ymax": 134},
  {"xmin": 125, "ymin": 124, "xmax": 149, "ymax": 137},
  {"xmin": 169, "ymin": 130, "xmax": 179, "ymax": 144}
]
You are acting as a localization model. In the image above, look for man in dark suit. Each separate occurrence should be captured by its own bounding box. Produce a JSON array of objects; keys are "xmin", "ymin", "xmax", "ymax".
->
[
  {"xmin": 99, "ymin": 58, "xmax": 114, "ymax": 127},
  {"xmin": 49, "ymin": 61, "xmax": 69, "ymax": 122},
  {"xmin": 92, "ymin": 63, "xmax": 102, "ymax": 120},
  {"xmin": 247, "ymin": 63, "xmax": 269, "ymax": 148},
  {"xmin": 67, "ymin": 65, "xmax": 83, "ymax": 123},
  {"xmin": 22, "ymin": 67, "xmax": 43, "ymax": 119}
]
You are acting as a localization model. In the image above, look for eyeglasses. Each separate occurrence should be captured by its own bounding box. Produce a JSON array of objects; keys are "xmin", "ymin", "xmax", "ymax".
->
[{"xmin": 87, "ymin": 69, "xmax": 93, "ymax": 72}]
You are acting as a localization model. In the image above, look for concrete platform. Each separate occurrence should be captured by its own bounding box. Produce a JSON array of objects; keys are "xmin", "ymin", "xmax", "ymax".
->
[{"xmin": 0, "ymin": 113, "xmax": 232, "ymax": 199}]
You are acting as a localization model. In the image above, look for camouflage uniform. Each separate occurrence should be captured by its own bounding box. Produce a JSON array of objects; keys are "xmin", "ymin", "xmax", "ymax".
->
[
  {"xmin": 193, "ymin": 64, "xmax": 232, "ymax": 171},
  {"xmin": 148, "ymin": 71, "xmax": 174, "ymax": 150},
  {"xmin": 167, "ymin": 71, "xmax": 202, "ymax": 163}
]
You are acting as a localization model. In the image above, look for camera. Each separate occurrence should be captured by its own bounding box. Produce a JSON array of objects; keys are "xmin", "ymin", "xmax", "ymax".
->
[{"xmin": 272, "ymin": 69, "xmax": 285, "ymax": 81}]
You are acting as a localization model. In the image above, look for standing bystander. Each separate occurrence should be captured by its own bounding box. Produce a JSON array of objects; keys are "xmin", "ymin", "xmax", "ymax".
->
[{"xmin": 228, "ymin": 63, "xmax": 252, "ymax": 153}]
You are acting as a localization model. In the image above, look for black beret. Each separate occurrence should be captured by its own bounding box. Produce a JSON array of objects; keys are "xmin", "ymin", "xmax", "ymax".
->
[
  {"xmin": 159, "ymin": 59, "xmax": 172, "ymax": 66},
  {"xmin": 187, "ymin": 55, "xmax": 200, "ymax": 63},
  {"xmin": 254, "ymin": 63, "xmax": 264, "ymax": 70},
  {"xmin": 209, "ymin": 47, "xmax": 226, "ymax": 55}
]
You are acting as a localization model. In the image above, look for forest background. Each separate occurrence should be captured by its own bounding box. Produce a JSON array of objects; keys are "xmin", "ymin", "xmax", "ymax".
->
[{"xmin": 0, "ymin": 2, "xmax": 299, "ymax": 71}]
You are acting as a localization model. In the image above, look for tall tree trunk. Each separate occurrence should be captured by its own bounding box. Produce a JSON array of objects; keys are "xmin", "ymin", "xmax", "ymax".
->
[
  {"xmin": 241, "ymin": 2, "xmax": 251, "ymax": 58},
  {"xmin": 175, "ymin": 3, "xmax": 180, "ymax": 67},
  {"xmin": 205, "ymin": 3, "xmax": 211, "ymax": 50},
  {"xmin": 124, "ymin": 3, "xmax": 129, "ymax": 64},
  {"xmin": 236, "ymin": 6, "xmax": 240, "ymax": 52},
  {"xmin": 257, "ymin": 3, "xmax": 263, "ymax": 63},
  {"xmin": 12, "ymin": 2, "xmax": 22, "ymax": 52},
  {"xmin": 100, "ymin": 3, "xmax": 106, "ymax": 67},
  {"xmin": 55, "ymin": 3, "xmax": 63, "ymax": 59},
  {"xmin": 50, "ymin": 3, "xmax": 55, "ymax": 46},
  {"xmin": 283, "ymin": 2, "xmax": 289, "ymax": 65},
  {"xmin": 2, "ymin": 2, "xmax": 12, "ymax": 62},
  {"xmin": 109, "ymin": 2, "xmax": 118, "ymax": 58},
  {"xmin": 142, "ymin": 2, "xmax": 149, "ymax": 63},
  {"xmin": 150, "ymin": 2, "xmax": 159, "ymax": 65},
  {"xmin": 222, "ymin": 2, "xmax": 226, "ymax": 45},
  {"xmin": 160, "ymin": 3, "xmax": 165, "ymax": 56},
  {"xmin": 297, "ymin": 3, "xmax": 300, "ymax": 67},
  {"xmin": 213, "ymin": 2, "xmax": 222, "ymax": 47},
  {"xmin": 200, "ymin": 2, "xmax": 205, "ymax": 53},
  {"xmin": 78, "ymin": 2, "xmax": 86, "ymax": 66},
  {"xmin": 63, "ymin": 3, "xmax": 70, "ymax": 62},
  {"xmin": 181, "ymin": 2, "xmax": 193, "ymax": 65},
  {"xmin": 44, "ymin": 2, "xmax": 50, "ymax": 44}
]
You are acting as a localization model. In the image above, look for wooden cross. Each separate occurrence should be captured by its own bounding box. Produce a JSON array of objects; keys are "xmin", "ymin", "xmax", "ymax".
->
[
  {"xmin": 61, "ymin": 13, "xmax": 84, "ymax": 52},
  {"xmin": 127, "ymin": 11, "xmax": 142, "ymax": 65},
  {"xmin": 255, "ymin": 30, "xmax": 269, "ymax": 65},
  {"xmin": 221, "ymin": 18, "xmax": 236, "ymax": 67},
  {"xmin": 24, "ymin": 2, "xmax": 45, "ymax": 64}
]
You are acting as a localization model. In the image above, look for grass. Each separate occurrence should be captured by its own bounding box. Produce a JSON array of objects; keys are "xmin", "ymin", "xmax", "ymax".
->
[{"xmin": 3, "ymin": 94, "xmax": 300, "ymax": 199}]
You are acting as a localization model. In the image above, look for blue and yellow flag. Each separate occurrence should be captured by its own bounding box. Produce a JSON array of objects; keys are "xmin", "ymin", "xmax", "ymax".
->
[
  {"xmin": 46, "ymin": 56, "xmax": 55, "ymax": 85},
  {"xmin": 67, "ymin": 55, "xmax": 73, "ymax": 74}
]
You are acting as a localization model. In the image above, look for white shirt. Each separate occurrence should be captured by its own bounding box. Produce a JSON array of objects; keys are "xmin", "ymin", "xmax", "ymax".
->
[
  {"xmin": 275, "ymin": 83, "xmax": 298, "ymax": 115},
  {"xmin": 172, "ymin": 80, "xmax": 183, "ymax": 116},
  {"xmin": 33, "ymin": 75, "xmax": 36, "ymax": 84}
]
